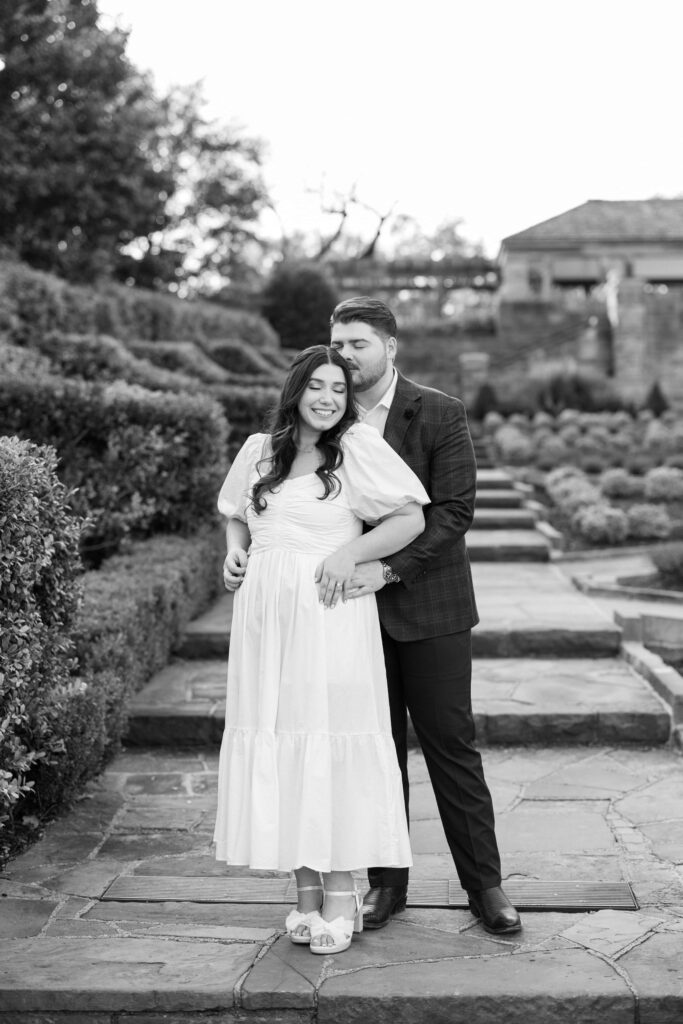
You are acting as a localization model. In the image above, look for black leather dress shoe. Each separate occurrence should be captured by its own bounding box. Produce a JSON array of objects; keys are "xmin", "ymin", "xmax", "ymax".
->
[
  {"xmin": 362, "ymin": 885, "xmax": 408, "ymax": 929},
  {"xmin": 467, "ymin": 885, "xmax": 522, "ymax": 934}
]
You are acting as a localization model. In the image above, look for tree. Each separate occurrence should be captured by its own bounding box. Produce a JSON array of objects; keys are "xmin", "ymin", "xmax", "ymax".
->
[
  {"xmin": 261, "ymin": 263, "xmax": 338, "ymax": 350},
  {"xmin": 0, "ymin": 2, "xmax": 270, "ymax": 292},
  {"xmin": 385, "ymin": 215, "xmax": 483, "ymax": 261},
  {"xmin": 121, "ymin": 82, "xmax": 269, "ymax": 294},
  {"xmin": 0, "ymin": 0, "xmax": 173, "ymax": 281}
]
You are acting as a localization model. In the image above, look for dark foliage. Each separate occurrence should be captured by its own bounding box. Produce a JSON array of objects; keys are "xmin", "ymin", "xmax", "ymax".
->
[{"xmin": 261, "ymin": 263, "xmax": 338, "ymax": 350}]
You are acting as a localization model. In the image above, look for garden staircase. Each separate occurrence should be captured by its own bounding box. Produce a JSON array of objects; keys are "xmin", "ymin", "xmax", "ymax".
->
[{"xmin": 468, "ymin": 467, "xmax": 551, "ymax": 561}]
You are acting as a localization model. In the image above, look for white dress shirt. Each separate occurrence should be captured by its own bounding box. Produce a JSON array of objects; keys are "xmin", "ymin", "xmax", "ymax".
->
[{"xmin": 356, "ymin": 369, "xmax": 398, "ymax": 437}]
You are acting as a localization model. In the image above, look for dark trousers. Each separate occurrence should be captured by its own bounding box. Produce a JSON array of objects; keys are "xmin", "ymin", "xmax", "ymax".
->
[{"xmin": 368, "ymin": 627, "xmax": 502, "ymax": 892}]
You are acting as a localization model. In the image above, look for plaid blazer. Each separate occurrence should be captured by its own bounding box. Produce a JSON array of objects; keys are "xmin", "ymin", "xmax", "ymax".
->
[{"xmin": 375, "ymin": 372, "xmax": 479, "ymax": 641}]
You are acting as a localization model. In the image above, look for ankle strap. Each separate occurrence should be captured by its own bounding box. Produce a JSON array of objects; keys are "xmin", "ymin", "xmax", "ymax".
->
[
  {"xmin": 298, "ymin": 884, "xmax": 323, "ymax": 892},
  {"xmin": 324, "ymin": 889, "xmax": 358, "ymax": 896}
]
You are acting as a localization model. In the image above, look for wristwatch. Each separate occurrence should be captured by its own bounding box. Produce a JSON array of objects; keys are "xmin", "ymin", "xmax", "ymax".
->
[{"xmin": 380, "ymin": 559, "xmax": 401, "ymax": 584}]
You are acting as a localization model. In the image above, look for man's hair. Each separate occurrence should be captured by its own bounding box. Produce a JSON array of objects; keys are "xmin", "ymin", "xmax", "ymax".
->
[{"xmin": 330, "ymin": 296, "xmax": 397, "ymax": 339}]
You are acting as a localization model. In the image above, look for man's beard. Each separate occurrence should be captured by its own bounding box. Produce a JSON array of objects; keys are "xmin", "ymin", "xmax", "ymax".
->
[{"xmin": 349, "ymin": 354, "xmax": 388, "ymax": 392}]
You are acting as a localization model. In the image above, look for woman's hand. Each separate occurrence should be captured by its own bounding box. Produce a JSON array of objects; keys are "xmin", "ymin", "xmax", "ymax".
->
[
  {"xmin": 224, "ymin": 548, "xmax": 248, "ymax": 591},
  {"xmin": 314, "ymin": 549, "xmax": 356, "ymax": 608}
]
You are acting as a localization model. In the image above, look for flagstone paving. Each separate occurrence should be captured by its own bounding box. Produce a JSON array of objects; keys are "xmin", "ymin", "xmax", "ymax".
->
[
  {"xmin": 3, "ymin": 473, "xmax": 683, "ymax": 1020},
  {"xmin": 2, "ymin": 745, "xmax": 682, "ymax": 1021}
]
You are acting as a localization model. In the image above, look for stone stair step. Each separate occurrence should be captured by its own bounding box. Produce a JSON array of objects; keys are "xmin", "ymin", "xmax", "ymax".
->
[
  {"xmin": 124, "ymin": 655, "xmax": 671, "ymax": 747},
  {"xmin": 476, "ymin": 468, "xmax": 515, "ymax": 490},
  {"xmin": 178, "ymin": 564, "xmax": 623, "ymax": 661},
  {"xmin": 467, "ymin": 530, "xmax": 550, "ymax": 561},
  {"xmin": 476, "ymin": 488, "xmax": 524, "ymax": 508},
  {"xmin": 471, "ymin": 508, "xmax": 537, "ymax": 529}
]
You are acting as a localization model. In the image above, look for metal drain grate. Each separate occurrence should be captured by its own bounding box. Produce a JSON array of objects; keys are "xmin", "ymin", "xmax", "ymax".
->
[{"xmin": 101, "ymin": 875, "xmax": 638, "ymax": 911}]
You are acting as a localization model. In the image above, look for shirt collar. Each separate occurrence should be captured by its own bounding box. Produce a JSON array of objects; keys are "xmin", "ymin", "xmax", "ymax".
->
[{"xmin": 360, "ymin": 368, "xmax": 398, "ymax": 417}]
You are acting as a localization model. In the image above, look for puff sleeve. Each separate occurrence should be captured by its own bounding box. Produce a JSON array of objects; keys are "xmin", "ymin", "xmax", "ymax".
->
[
  {"xmin": 217, "ymin": 433, "xmax": 268, "ymax": 521},
  {"xmin": 339, "ymin": 423, "xmax": 429, "ymax": 523}
]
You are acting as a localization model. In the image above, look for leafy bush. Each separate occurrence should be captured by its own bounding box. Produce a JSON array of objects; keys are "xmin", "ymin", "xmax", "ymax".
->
[
  {"xmin": 210, "ymin": 382, "xmax": 279, "ymax": 455},
  {"xmin": 535, "ymin": 435, "xmax": 572, "ymax": 471},
  {"xmin": 0, "ymin": 259, "xmax": 279, "ymax": 347},
  {"xmin": 546, "ymin": 465, "xmax": 587, "ymax": 488},
  {"xmin": 491, "ymin": 424, "xmax": 534, "ymax": 465},
  {"xmin": 626, "ymin": 503, "xmax": 673, "ymax": 540},
  {"xmin": 643, "ymin": 467, "xmax": 683, "ymax": 502},
  {"xmin": 482, "ymin": 410, "xmax": 504, "ymax": 433},
  {"xmin": 0, "ymin": 437, "xmax": 84, "ymax": 863},
  {"xmin": 203, "ymin": 338, "xmax": 281, "ymax": 379},
  {"xmin": 599, "ymin": 468, "xmax": 646, "ymax": 499},
  {"xmin": 0, "ymin": 374, "xmax": 228, "ymax": 560},
  {"xmin": 651, "ymin": 544, "xmax": 683, "ymax": 588},
  {"xmin": 571, "ymin": 503, "xmax": 629, "ymax": 545},
  {"xmin": 76, "ymin": 527, "xmax": 222, "ymax": 700},
  {"xmin": 128, "ymin": 340, "xmax": 230, "ymax": 384},
  {"xmin": 0, "ymin": 462, "xmax": 222, "ymax": 868},
  {"xmin": 261, "ymin": 262, "xmax": 338, "ymax": 350},
  {"xmin": 545, "ymin": 468, "xmax": 601, "ymax": 514},
  {"xmin": 0, "ymin": 340, "xmax": 53, "ymax": 377},
  {"xmin": 33, "ymin": 333, "xmax": 202, "ymax": 393}
]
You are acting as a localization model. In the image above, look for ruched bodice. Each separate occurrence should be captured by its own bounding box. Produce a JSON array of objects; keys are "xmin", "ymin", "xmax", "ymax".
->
[{"xmin": 247, "ymin": 474, "xmax": 362, "ymax": 556}]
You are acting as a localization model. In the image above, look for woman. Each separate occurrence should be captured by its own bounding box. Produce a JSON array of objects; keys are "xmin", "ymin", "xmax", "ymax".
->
[{"xmin": 214, "ymin": 346, "xmax": 429, "ymax": 955}]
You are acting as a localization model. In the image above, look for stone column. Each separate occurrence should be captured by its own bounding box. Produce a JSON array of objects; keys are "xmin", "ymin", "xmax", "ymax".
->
[{"xmin": 612, "ymin": 277, "xmax": 650, "ymax": 402}]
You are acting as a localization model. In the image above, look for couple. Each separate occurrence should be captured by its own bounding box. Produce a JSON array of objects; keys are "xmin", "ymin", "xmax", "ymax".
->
[{"xmin": 215, "ymin": 296, "xmax": 521, "ymax": 954}]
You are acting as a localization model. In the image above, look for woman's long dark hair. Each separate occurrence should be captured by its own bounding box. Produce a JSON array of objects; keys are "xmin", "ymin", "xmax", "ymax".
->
[{"xmin": 251, "ymin": 346, "xmax": 358, "ymax": 513}]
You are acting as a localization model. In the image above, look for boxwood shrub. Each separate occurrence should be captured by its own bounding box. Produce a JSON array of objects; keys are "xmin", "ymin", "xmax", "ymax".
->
[
  {"xmin": 0, "ymin": 435, "xmax": 222, "ymax": 867},
  {"xmin": 210, "ymin": 382, "xmax": 280, "ymax": 455},
  {"xmin": 0, "ymin": 436, "xmax": 85, "ymax": 864},
  {"xmin": 0, "ymin": 259, "xmax": 279, "ymax": 348},
  {"xmin": 31, "ymin": 332, "xmax": 203, "ymax": 393},
  {"xmin": 128, "ymin": 340, "xmax": 230, "ymax": 384},
  {"xmin": 0, "ymin": 373, "xmax": 229, "ymax": 561}
]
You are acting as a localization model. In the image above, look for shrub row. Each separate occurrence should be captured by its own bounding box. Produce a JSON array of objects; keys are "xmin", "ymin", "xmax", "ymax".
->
[
  {"xmin": 0, "ymin": 437, "xmax": 223, "ymax": 865},
  {"xmin": 544, "ymin": 466, "xmax": 675, "ymax": 544},
  {"xmin": 128, "ymin": 340, "xmax": 232, "ymax": 384},
  {"xmin": 487, "ymin": 409, "xmax": 683, "ymax": 473},
  {"xmin": 0, "ymin": 373, "xmax": 229, "ymax": 561},
  {"xmin": 31, "ymin": 332, "xmax": 203, "ymax": 393},
  {"xmin": 210, "ymin": 382, "xmax": 280, "ymax": 456},
  {"xmin": 0, "ymin": 437, "xmax": 83, "ymax": 863},
  {"xmin": 0, "ymin": 259, "xmax": 279, "ymax": 348}
]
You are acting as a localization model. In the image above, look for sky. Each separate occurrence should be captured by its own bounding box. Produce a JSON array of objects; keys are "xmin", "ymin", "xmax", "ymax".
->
[{"xmin": 97, "ymin": 0, "xmax": 683, "ymax": 257}]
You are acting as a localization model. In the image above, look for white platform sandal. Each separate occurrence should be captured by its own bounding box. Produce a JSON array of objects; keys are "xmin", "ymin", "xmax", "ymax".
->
[
  {"xmin": 309, "ymin": 888, "xmax": 363, "ymax": 955},
  {"xmin": 285, "ymin": 884, "xmax": 323, "ymax": 945}
]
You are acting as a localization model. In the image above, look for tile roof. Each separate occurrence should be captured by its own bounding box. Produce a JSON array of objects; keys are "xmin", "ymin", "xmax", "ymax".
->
[{"xmin": 502, "ymin": 199, "xmax": 683, "ymax": 247}]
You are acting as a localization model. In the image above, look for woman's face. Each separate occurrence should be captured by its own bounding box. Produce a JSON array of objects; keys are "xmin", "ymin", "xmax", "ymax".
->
[{"xmin": 297, "ymin": 362, "xmax": 348, "ymax": 436}]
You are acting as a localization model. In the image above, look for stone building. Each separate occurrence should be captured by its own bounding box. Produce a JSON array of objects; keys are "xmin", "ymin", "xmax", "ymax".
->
[{"xmin": 498, "ymin": 198, "xmax": 683, "ymax": 406}]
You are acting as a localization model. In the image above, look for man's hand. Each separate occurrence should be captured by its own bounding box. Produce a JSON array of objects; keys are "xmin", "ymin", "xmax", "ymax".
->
[
  {"xmin": 345, "ymin": 560, "xmax": 386, "ymax": 600},
  {"xmin": 224, "ymin": 548, "xmax": 248, "ymax": 591}
]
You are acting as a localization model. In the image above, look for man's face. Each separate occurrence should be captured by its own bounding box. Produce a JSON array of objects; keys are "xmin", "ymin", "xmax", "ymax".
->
[{"xmin": 330, "ymin": 320, "xmax": 396, "ymax": 393}]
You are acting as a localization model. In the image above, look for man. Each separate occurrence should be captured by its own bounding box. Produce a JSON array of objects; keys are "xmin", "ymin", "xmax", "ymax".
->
[{"xmin": 331, "ymin": 295, "xmax": 521, "ymax": 935}]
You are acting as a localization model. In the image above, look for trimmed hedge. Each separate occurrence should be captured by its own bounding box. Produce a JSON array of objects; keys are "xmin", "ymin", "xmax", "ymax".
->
[
  {"xmin": 0, "ymin": 435, "xmax": 222, "ymax": 867},
  {"xmin": 0, "ymin": 374, "xmax": 228, "ymax": 560},
  {"xmin": 209, "ymin": 382, "xmax": 280, "ymax": 456},
  {"xmin": 128, "ymin": 340, "xmax": 231, "ymax": 384},
  {"xmin": 31, "ymin": 332, "xmax": 203, "ymax": 393},
  {"xmin": 202, "ymin": 338, "xmax": 283, "ymax": 378},
  {"xmin": 0, "ymin": 259, "xmax": 279, "ymax": 348},
  {"xmin": 76, "ymin": 527, "xmax": 223, "ymax": 700},
  {"xmin": 0, "ymin": 437, "xmax": 85, "ymax": 863}
]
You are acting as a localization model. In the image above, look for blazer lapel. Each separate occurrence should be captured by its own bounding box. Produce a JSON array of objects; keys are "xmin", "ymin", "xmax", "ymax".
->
[{"xmin": 384, "ymin": 373, "xmax": 421, "ymax": 453}]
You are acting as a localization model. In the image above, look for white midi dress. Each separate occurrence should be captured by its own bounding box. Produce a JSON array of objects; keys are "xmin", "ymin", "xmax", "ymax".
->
[{"xmin": 213, "ymin": 422, "xmax": 430, "ymax": 873}]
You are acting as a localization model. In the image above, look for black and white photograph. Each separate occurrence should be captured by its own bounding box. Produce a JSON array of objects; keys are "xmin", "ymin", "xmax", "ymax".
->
[{"xmin": 1, "ymin": 0, "xmax": 682, "ymax": 1019}]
